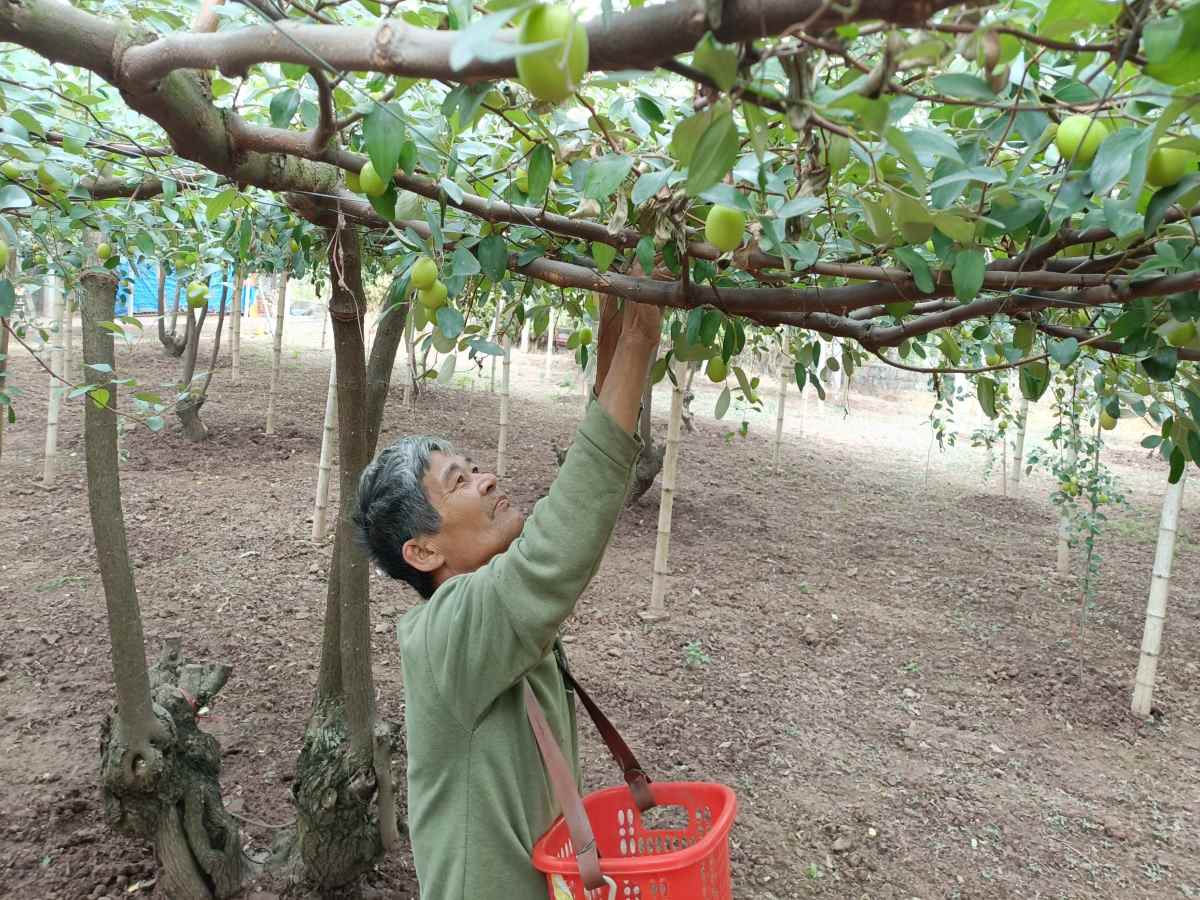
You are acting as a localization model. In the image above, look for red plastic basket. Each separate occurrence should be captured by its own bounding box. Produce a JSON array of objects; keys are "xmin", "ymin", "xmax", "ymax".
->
[{"xmin": 532, "ymin": 781, "xmax": 736, "ymax": 900}]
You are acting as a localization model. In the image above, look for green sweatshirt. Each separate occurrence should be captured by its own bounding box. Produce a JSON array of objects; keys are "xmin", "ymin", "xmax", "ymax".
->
[{"xmin": 396, "ymin": 399, "xmax": 640, "ymax": 900}]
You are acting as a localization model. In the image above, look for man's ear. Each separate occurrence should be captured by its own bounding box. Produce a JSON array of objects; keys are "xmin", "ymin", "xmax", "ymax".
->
[{"xmin": 402, "ymin": 537, "xmax": 443, "ymax": 574}]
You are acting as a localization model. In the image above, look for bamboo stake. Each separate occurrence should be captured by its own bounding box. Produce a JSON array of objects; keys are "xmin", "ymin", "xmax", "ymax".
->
[
  {"xmin": 772, "ymin": 360, "xmax": 788, "ymax": 466},
  {"xmin": 42, "ymin": 276, "xmax": 65, "ymax": 487},
  {"xmin": 520, "ymin": 318, "xmax": 530, "ymax": 353},
  {"xmin": 320, "ymin": 302, "xmax": 328, "ymax": 350},
  {"xmin": 312, "ymin": 358, "xmax": 337, "ymax": 542},
  {"xmin": 0, "ymin": 240, "xmax": 15, "ymax": 465},
  {"xmin": 1012, "ymin": 395, "xmax": 1030, "ymax": 494},
  {"xmin": 1132, "ymin": 469, "xmax": 1188, "ymax": 717},
  {"xmin": 497, "ymin": 334, "xmax": 511, "ymax": 478},
  {"xmin": 230, "ymin": 266, "xmax": 243, "ymax": 386},
  {"xmin": 543, "ymin": 307, "xmax": 557, "ymax": 380},
  {"xmin": 265, "ymin": 272, "xmax": 289, "ymax": 435},
  {"xmin": 1057, "ymin": 441, "xmax": 1078, "ymax": 577},
  {"xmin": 402, "ymin": 311, "xmax": 415, "ymax": 407},
  {"xmin": 646, "ymin": 359, "xmax": 684, "ymax": 621}
]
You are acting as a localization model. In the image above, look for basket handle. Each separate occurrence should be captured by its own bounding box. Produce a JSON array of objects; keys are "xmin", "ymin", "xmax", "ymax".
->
[
  {"xmin": 525, "ymin": 681, "xmax": 606, "ymax": 892},
  {"xmin": 554, "ymin": 651, "xmax": 655, "ymax": 813}
]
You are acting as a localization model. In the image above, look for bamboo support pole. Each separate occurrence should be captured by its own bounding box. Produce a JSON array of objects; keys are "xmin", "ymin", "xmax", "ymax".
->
[
  {"xmin": 312, "ymin": 358, "xmax": 337, "ymax": 541},
  {"xmin": 0, "ymin": 241, "xmax": 15, "ymax": 465},
  {"xmin": 1057, "ymin": 442, "xmax": 1078, "ymax": 577},
  {"xmin": 1012, "ymin": 395, "xmax": 1030, "ymax": 494},
  {"xmin": 520, "ymin": 318, "xmax": 530, "ymax": 353},
  {"xmin": 543, "ymin": 308, "xmax": 557, "ymax": 380},
  {"xmin": 646, "ymin": 359, "xmax": 685, "ymax": 621},
  {"xmin": 497, "ymin": 334, "xmax": 511, "ymax": 478},
  {"xmin": 230, "ymin": 266, "xmax": 243, "ymax": 386},
  {"xmin": 1132, "ymin": 469, "xmax": 1188, "ymax": 717},
  {"xmin": 772, "ymin": 361, "xmax": 788, "ymax": 466},
  {"xmin": 42, "ymin": 276, "xmax": 65, "ymax": 487},
  {"xmin": 265, "ymin": 272, "xmax": 289, "ymax": 435}
]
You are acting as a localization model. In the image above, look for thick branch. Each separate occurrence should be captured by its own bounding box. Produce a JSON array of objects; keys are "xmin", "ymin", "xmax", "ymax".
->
[{"xmin": 1037, "ymin": 320, "xmax": 1200, "ymax": 363}]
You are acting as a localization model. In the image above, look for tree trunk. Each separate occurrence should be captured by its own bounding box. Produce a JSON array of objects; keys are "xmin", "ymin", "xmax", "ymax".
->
[
  {"xmin": 157, "ymin": 264, "xmax": 187, "ymax": 357},
  {"xmin": 772, "ymin": 360, "xmax": 788, "ymax": 466},
  {"xmin": 497, "ymin": 333, "xmax": 511, "ymax": 477},
  {"xmin": 543, "ymin": 307, "xmax": 557, "ymax": 380},
  {"xmin": 312, "ymin": 358, "xmax": 337, "ymax": 542},
  {"xmin": 230, "ymin": 266, "xmax": 243, "ymax": 386},
  {"xmin": 1132, "ymin": 469, "xmax": 1188, "ymax": 718},
  {"xmin": 292, "ymin": 227, "xmax": 401, "ymax": 891},
  {"xmin": 266, "ymin": 271, "xmax": 289, "ymax": 434},
  {"xmin": 176, "ymin": 280, "xmax": 227, "ymax": 442},
  {"xmin": 82, "ymin": 271, "xmax": 244, "ymax": 900},
  {"xmin": 645, "ymin": 359, "xmax": 684, "ymax": 621},
  {"xmin": 627, "ymin": 368, "xmax": 665, "ymax": 506},
  {"xmin": 42, "ymin": 275, "xmax": 65, "ymax": 487},
  {"xmin": 1012, "ymin": 395, "xmax": 1030, "ymax": 494}
]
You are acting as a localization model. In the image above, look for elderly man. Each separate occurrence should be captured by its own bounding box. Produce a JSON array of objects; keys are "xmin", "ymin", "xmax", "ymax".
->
[{"xmin": 356, "ymin": 295, "xmax": 661, "ymax": 899}]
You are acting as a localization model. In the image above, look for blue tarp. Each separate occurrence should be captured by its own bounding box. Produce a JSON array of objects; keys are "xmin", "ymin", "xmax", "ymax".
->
[{"xmin": 114, "ymin": 261, "xmax": 257, "ymax": 317}]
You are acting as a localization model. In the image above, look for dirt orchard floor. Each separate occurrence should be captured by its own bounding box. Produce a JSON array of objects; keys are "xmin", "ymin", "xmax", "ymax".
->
[{"xmin": 0, "ymin": 315, "xmax": 1198, "ymax": 900}]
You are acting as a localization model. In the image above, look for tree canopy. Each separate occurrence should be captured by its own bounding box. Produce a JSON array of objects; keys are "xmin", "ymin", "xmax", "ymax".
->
[{"xmin": 2, "ymin": 0, "xmax": 1200, "ymax": 478}]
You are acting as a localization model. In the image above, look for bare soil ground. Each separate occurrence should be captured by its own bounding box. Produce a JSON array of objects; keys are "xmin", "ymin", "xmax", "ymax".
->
[{"xmin": 2, "ymin": 321, "xmax": 1198, "ymax": 900}]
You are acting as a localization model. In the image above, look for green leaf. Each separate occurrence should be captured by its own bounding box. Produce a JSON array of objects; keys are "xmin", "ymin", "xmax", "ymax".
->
[
  {"xmin": 636, "ymin": 235, "xmax": 655, "ymax": 275},
  {"xmin": 692, "ymin": 32, "xmax": 739, "ymax": 92},
  {"xmin": 476, "ymin": 234, "xmax": 508, "ymax": 283},
  {"xmin": 1169, "ymin": 446, "xmax": 1186, "ymax": 483},
  {"xmin": 743, "ymin": 102, "xmax": 768, "ymax": 161},
  {"xmin": 1143, "ymin": 4, "xmax": 1200, "ymax": 86},
  {"xmin": 205, "ymin": 187, "xmax": 239, "ymax": 219},
  {"xmin": 714, "ymin": 385, "xmax": 731, "ymax": 419},
  {"xmin": 1142, "ymin": 434, "xmax": 1163, "ymax": 449},
  {"xmin": 650, "ymin": 354, "xmax": 670, "ymax": 384},
  {"xmin": 89, "ymin": 387, "xmax": 110, "ymax": 410},
  {"xmin": 1041, "ymin": 0, "xmax": 1120, "ymax": 40},
  {"xmin": 977, "ymin": 377, "xmax": 998, "ymax": 419},
  {"xmin": 884, "ymin": 127, "xmax": 928, "ymax": 195},
  {"xmin": 450, "ymin": 245, "xmax": 481, "ymax": 277},
  {"xmin": 782, "ymin": 241, "xmax": 819, "ymax": 269},
  {"xmin": 793, "ymin": 363, "xmax": 807, "ymax": 392},
  {"xmin": 931, "ymin": 73, "xmax": 996, "ymax": 100},
  {"xmin": 363, "ymin": 104, "xmax": 405, "ymax": 183},
  {"xmin": 269, "ymin": 89, "xmax": 301, "ymax": 128},
  {"xmin": 436, "ymin": 305, "xmax": 465, "ymax": 339},
  {"xmin": 591, "ymin": 241, "xmax": 617, "ymax": 272},
  {"xmin": 1144, "ymin": 174, "xmax": 1200, "ymax": 236},
  {"xmin": 145, "ymin": 415, "xmax": 165, "ymax": 432},
  {"xmin": 1089, "ymin": 127, "xmax": 1151, "ymax": 196},
  {"xmin": 894, "ymin": 247, "xmax": 935, "ymax": 293},
  {"xmin": 1048, "ymin": 337, "xmax": 1080, "ymax": 366},
  {"xmin": 686, "ymin": 109, "xmax": 739, "ymax": 196},
  {"xmin": 448, "ymin": 5, "xmax": 525, "ymax": 71},
  {"xmin": 0, "ymin": 279, "xmax": 15, "ymax": 317},
  {"xmin": 636, "ymin": 96, "xmax": 664, "ymax": 125},
  {"xmin": 776, "ymin": 196, "xmax": 822, "ymax": 219},
  {"xmin": 583, "ymin": 155, "xmax": 634, "ymax": 200},
  {"xmin": 527, "ymin": 143, "xmax": 553, "ymax": 202},
  {"xmin": 632, "ymin": 167, "xmax": 674, "ymax": 206},
  {"xmin": 951, "ymin": 249, "xmax": 986, "ymax": 302},
  {"xmin": 732, "ymin": 364, "xmax": 757, "ymax": 404},
  {"xmin": 1142, "ymin": 348, "xmax": 1179, "ymax": 381},
  {"xmin": 0, "ymin": 184, "xmax": 31, "ymax": 210}
]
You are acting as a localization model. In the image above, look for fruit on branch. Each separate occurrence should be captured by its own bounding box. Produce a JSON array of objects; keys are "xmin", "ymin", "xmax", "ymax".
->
[
  {"xmin": 515, "ymin": 4, "xmax": 589, "ymax": 104},
  {"xmin": 516, "ymin": 170, "xmax": 529, "ymax": 193},
  {"xmin": 1100, "ymin": 410, "xmax": 1117, "ymax": 430},
  {"xmin": 578, "ymin": 327, "xmax": 592, "ymax": 345},
  {"xmin": 1165, "ymin": 320, "xmax": 1198, "ymax": 347},
  {"xmin": 704, "ymin": 205, "xmax": 746, "ymax": 253},
  {"xmin": 359, "ymin": 160, "xmax": 389, "ymax": 198},
  {"xmin": 1054, "ymin": 115, "xmax": 1110, "ymax": 165},
  {"xmin": 411, "ymin": 256, "xmax": 438, "ymax": 290},
  {"xmin": 0, "ymin": 237, "xmax": 9, "ymax": 269},
  {"xmin": 344, "ymin": 169, "xmax": 362, "ymax": 193},
  {"xmin": 706, "ymin": 356, "xmax": 727, "ymax": 382},
  {"xmin": 0, "ymin": 160, "xmax": 19, "ymax": 180},
  {"xmin": 97, "ymin": 242, "xmax": 113, "ymax": 261},
  {"xmin": 418, "ymin": 280, "xmax": 448, "ymax": 310},
  {"xmin": 1147, "ymin": 144, "xmax": 1196, "ymax": 187},
  {"xmin": 186, "ymin": 281, "xmax": 209, "ymax": 309},
  {"xmin": 986, "ymin": 352, "xmax": 1002, "ymax": 367}
]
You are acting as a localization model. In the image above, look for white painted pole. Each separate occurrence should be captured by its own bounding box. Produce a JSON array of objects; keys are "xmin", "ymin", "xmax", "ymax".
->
[
  {"xmin": 230, "ymin": 266, "xmax": 243, "ymax": 386},
  {"xmin": 1132, "ymin": 469, "xmax": 1188, "ymax": 717},
  {"xmin": 772, "ymin": 361, "xmax": 788, "ymax": 466},
  {"xmin": 1057, "ymin": 442, "xmax": 1078, "ymax": 577},
  {"xmin": 646, "ymin": 358, "xmax": 685, "ymax": 621},
  {"xmin": 42, "ymin": 276, "xmax": 65, "ymax": 487},
  {"xmin": 1012, "ymin": 395, "xmax": 1030, "ymax": 494},
  {"xmin": 543, "ymin": 308, "xmax": 557, "ymax": 381},
  {"xmin": 520, "ymin": 318, "xmax": 530, "ymax": 353},
  {"xmin": 312, "ymin": 358, "xmax": 337, "ymax": 542},
  {"xmin": 497, "ymin": 334, "xmax": 511, "ymax": 478},
  {"xmin": 266, "ymin": 272, "xmax": 289, "ymax": 435}
]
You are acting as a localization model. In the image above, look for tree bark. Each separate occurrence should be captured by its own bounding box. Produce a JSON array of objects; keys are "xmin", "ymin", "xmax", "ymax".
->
[
  {"xmin": 1132, "ymin": 469, "xmax": 1188, "ymax": 718},
  {"xmin": 82, "ymin": 272, "xmax": 244, "ymax": 899},
  {"xmin": 266, "ymin": 271, "xmax": 289, "ymax": 434},
  {"xmin": 157, "ymin": 264, "xmax": 186, "ymax": 357},
  {"xmin": 293, "ymin": 228, "xmax": 402, "ymax": 890},
  {"xmin": 42, "ymin": 276, "xmax": 65, "ymax": 487},
  {"xmin": 627, "ymin": 368, "xmax": 664, "ymax": 506},
  {"xmin": 645, "ymin": 358, "xmax": 684, "ymax": 621}
]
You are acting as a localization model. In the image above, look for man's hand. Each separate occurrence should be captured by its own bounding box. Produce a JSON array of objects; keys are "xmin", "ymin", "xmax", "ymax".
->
[{"xmin": 596, "ymin": 297, "xmax": 662, "ymax": 436}]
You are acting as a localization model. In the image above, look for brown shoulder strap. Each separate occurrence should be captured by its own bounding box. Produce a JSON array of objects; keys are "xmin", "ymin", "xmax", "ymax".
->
[
  {"xmin": 555, "ymin": 657, "xmax": 655, "ymax": 813},
  {"xmin": 524, "ymin": 681, "xmax": 605, "ymax": 892}
]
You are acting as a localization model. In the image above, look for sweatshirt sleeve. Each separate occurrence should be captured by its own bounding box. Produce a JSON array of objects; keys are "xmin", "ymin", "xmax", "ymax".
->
[{"xmin": 419, "ymin": 399, "xmax": 641, "ymax": 728}]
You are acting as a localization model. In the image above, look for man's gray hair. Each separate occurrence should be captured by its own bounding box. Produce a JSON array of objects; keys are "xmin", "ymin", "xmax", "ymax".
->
[{"xmin": 356, "ymin": 435, "xmax": 453, "ymax": 598}]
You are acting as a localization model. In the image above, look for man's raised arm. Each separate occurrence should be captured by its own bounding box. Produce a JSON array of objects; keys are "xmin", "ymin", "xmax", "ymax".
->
[{"xmin": 419, "ymin": 297, "xmax": 662, "ymax": 726}]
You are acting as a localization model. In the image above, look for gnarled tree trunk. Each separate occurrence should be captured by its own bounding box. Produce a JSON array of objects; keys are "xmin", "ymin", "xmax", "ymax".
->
[
  {"xmin": 82, "ymin": 271, "xmax": 244, "ymax": 900},
  {"xmin": 157, "ymin": 264, "xmax": 187, "ymax": 358},
  {"xmin": 627, "ymin": 367, "xmax": 665, "ymax": 506},
  {"xmin": 290, "ymin": 227, "xmax": 405, "ymax": 890},
  {"xmin": 176, "ymin": 280, "xmax": 227, "ymax": 442}
]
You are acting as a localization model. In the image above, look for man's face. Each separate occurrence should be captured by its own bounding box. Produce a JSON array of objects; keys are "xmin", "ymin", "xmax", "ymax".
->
[{"xmin": 418, "ymin": 451, "xmax": 525, "ymax": 579}]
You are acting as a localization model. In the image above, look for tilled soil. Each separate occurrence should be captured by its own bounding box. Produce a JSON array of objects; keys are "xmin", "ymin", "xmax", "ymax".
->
[{"xmin": 1, "ymin": 328, "xmax": 1198, "ymax": 900}]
